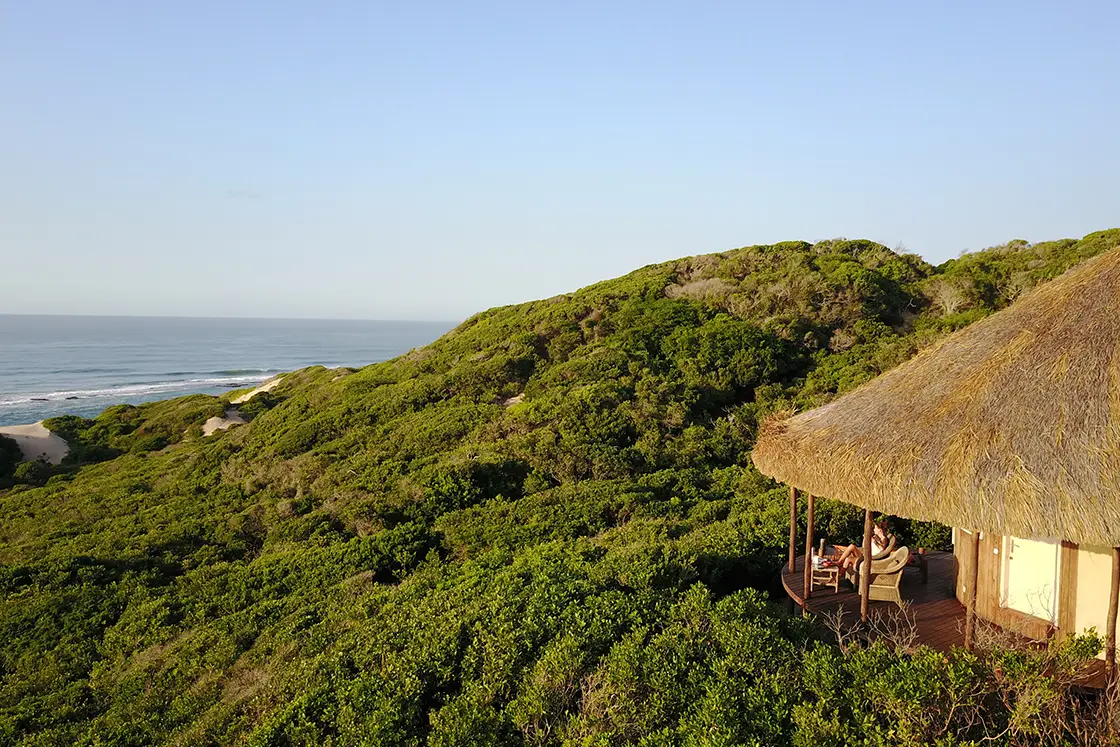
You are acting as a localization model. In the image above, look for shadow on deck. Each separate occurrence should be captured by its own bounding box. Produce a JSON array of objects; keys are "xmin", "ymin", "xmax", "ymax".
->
[{"xmin": 781, "ymin": 550, "xmax": 965, "ymax": 650}]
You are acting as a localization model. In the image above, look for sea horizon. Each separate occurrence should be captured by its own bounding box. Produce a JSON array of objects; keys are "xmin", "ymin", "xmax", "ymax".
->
[
  {"xmin": 0, "ymin": 312, "xmax": 460, "ymax": 323},
  {"xmin": 0, "ymin": 314, "xmax": 454, "ymax": 427}
]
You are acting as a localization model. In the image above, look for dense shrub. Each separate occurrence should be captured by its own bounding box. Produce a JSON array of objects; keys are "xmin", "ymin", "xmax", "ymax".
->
[
  {"xmin": 11, "ymin": 459, "xmax": 52, "ymax": 486},
  {"xmin": 0, "ymin": 436, "xmax": 20, "ymax": 480}
]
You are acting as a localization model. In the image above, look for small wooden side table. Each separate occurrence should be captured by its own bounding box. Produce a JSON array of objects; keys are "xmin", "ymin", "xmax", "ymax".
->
[{"xmin": 811, "ymin": 560, "xmax": 843, "ymax": 594}]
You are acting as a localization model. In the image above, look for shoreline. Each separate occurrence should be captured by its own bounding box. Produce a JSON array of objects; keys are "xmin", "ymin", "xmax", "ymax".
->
[
  {"xmin": 0, "ymin": 376, "xmax": 288, "ymax": 458},
  {"xmin": 0, "ymin": 422, "xmax": 69, "ymax": 465},
  {"xmin": 0, "ymin": 373, "xmax": 278, "ymax": 425}
]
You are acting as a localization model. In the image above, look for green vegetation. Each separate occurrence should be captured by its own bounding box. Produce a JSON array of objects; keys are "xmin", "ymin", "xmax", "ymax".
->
[
  {"xmin": 0, "ymin": 436, "xmax": 21, "ymax": 485},
  {"xmin": 43, "ymin": 395, "xmax": 228, "ymax": 462},
  {"xmin": 1, "ymin": 230, "xmax": 1117, "ymax": 745}
]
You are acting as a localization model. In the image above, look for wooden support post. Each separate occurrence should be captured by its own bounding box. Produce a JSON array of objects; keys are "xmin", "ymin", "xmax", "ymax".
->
[
  {"xmin": 803, "ymin": 493, "xmax": 816, "ymax": 603},
  {"xmin": 860, "ymin": 507, "xmax": 873, "ymax": 623},
  {"xmin": 964, "ymin": 530, "xmax": 980, "ymax": 651},
  {"xmin": 1057, "ymin": 541, "xmax": 1078, "ymax": 638},
  {"xmin": 1107, "ymin": 547, "xmax": 1120, "ymax": 682},
  {"xmin": 788, "ymin": 487, "xmax": 798, "ymax": 573}
]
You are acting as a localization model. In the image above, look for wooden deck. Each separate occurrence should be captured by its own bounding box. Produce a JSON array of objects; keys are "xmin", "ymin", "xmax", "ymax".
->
[
  {"xmin": 781, "ymin": 550, "xmax": 967, "ymax": 650},
  {"xmin": 782, "ymin": 550, "xmax": 1109, "ymax": 687}
]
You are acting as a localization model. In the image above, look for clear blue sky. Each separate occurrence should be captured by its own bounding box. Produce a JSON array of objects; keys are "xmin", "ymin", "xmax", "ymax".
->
[{"xmin": 2, "ymin": 1, "xmax": 1117, "ymax": 321}]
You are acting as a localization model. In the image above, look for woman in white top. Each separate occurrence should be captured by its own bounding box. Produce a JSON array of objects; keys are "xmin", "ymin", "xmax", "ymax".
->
[{"xmin": 836, "ymin": 519, "xmax": 890, "ymax": 572}]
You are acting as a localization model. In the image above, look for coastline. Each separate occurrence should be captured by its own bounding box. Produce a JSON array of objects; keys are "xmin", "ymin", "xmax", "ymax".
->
[
  {"xmin": 0, "ymin": 422, "xmax": 69, "ymax": 465},
  {"xmin": 0, "ymin": 316, "xmax": 451, "ymax": 428}
]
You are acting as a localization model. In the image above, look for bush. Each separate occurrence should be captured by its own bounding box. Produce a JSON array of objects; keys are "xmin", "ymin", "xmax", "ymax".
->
[
  {"xmin": 12, "ymin": 458, "xmax": 53, "ymax": 486},
  {"xmin": 0, "ymin": 434, "xmax": 21, "ymax": 479},
  {"xmin": 239, "ymin": 391, "xmax": 281, "ymax": 419}
]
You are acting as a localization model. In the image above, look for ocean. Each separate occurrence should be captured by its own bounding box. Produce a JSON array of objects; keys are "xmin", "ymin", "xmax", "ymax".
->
[{"xmin": 0, "ymin": 315, "xmax": 454, "ymax": 427}]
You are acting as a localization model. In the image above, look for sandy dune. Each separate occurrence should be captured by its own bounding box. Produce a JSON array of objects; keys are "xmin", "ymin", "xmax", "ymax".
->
[
  {"xmin": 0, "ymin": 422, "xmax": 70, "ymax": 464},
  {"xmin": 231, "ymin": 375, "xmax": 284, "ymax": 405},
  {"xmin": 202, "ymin": 409, "xmax": 247, "ymax": 436}
]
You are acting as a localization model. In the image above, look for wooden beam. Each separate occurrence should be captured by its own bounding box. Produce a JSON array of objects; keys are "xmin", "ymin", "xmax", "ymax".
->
[
  {"xmin": 1107, "ymin": 547, "xmax": 1119, "ymax": 682},
  {"xmin": 977, "ymin": 532, "xmax": 1002, "ymax": 624},
  {"xmin": 860, "ymin": 507, "xmax": 873, "ymax": 622},
  {"xmin": 1057, "ymin": 541, "xmax": 1078, "ymax": 637},
  {"xmin": 803, "ymin": 493, "xmax": 816, "ymax": 603},
  {"xmin": 964, "ymin": 530, "xmax": 980, "ymax": 651},
  {"xmin": 788, "ymin": 487, "xmax": 798, "ymax": 573}
]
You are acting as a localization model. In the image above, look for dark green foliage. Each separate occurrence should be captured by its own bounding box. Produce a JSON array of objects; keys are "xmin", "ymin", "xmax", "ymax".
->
[
  {"xmin": 11, "ymin": 459, "xmax": 52, "ymax": 487},
  {"xmin": 897, "ymin": 519, "xmax": 954, "ymax": 552},
  {"xmin": 1, "ymin": 230, "xmax": 1117, "ymax": 745},
  {"xmin": 0, "ymin": 436, "xmax": 20, "ymax": 481},
  {"xmin": 238, "ymin": 392, "xmax": 281, "ymax": 420}
]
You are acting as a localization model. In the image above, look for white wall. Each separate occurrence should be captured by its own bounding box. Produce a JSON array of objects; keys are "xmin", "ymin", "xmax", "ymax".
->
[
  {"xmin": 1075, "ymin": 545, "xmax": 1115, "ymax": 660},
  {"xmin": 1001, "ymin": 536, "xmax": 1060, "ymax": 624}
]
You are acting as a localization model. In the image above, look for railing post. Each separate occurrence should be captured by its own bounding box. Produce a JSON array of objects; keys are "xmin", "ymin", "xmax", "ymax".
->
[
  {"xmin": 788, "ymin": 487, "xmax": 798, "ymax": 574},
  {"xmin": 964, "ymin": 530, "xmax": 980, "ymax": 651},
  {"xmin": 1107, "ymin": 547, "xmax": 1119, "ymax": 682},
  {"xmin": 803, "ymin": 493, "xmax": 816, "ymax": 603},
  {"xmin": 860, "ymin": 507, "xmax": 873, "ymax": 623}
]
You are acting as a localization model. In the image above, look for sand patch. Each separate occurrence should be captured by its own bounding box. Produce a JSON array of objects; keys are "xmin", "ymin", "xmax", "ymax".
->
[
  {"xmin": 231, "ymin": 375, "xmax": 284, "ymax": 404},
  {"xmin": 0, "ymin": 422, "xmax": 69, "ymax": 465},
  {"xmin": 202, "ymin": 409, "xmax": 247, "ymax": 436}
]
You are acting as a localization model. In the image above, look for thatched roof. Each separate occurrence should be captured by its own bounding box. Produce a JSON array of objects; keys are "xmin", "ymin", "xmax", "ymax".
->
[{"xmin": 752, "ymin": 248, "xmax": 1120, "ymax": 545}]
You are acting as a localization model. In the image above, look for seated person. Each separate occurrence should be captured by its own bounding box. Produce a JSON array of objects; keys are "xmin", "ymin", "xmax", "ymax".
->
[{"xmin": 835, "ymin": 519, "xmax": 891, "ymax": 572}]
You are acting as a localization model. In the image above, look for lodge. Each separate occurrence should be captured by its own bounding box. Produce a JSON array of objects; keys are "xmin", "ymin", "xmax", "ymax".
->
[{"xmin": 751, "ymin": 248, "xmax": 1120, "ymax": 679}]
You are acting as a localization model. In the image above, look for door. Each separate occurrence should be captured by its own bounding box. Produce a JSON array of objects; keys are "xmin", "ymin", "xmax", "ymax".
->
[{"xmin": 1001, "ymin": 536, "xmax": 1060, "ymax": 624}]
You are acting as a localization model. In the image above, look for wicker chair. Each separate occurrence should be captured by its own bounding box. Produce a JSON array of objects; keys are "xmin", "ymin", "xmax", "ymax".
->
[{"xmin": 850, "ymin": 546, "xmax": 911, "ymax": 607}]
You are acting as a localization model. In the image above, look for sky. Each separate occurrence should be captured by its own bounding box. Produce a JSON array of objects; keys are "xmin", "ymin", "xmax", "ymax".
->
[{"xmin": 1, "ymin": 1, "xmax": 1117, "ymax": 321}]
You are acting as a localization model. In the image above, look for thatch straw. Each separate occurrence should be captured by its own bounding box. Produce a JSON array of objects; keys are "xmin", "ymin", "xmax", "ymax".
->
[{"xmin": 752, "ymin": 247, "xmax": 1120, "ymax": 545}]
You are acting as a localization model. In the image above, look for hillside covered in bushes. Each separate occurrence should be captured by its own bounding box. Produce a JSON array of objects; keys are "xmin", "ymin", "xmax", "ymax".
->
[{"xmin": 2, "ymin": 230, "xmax": 1118, "ymax": 746}]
